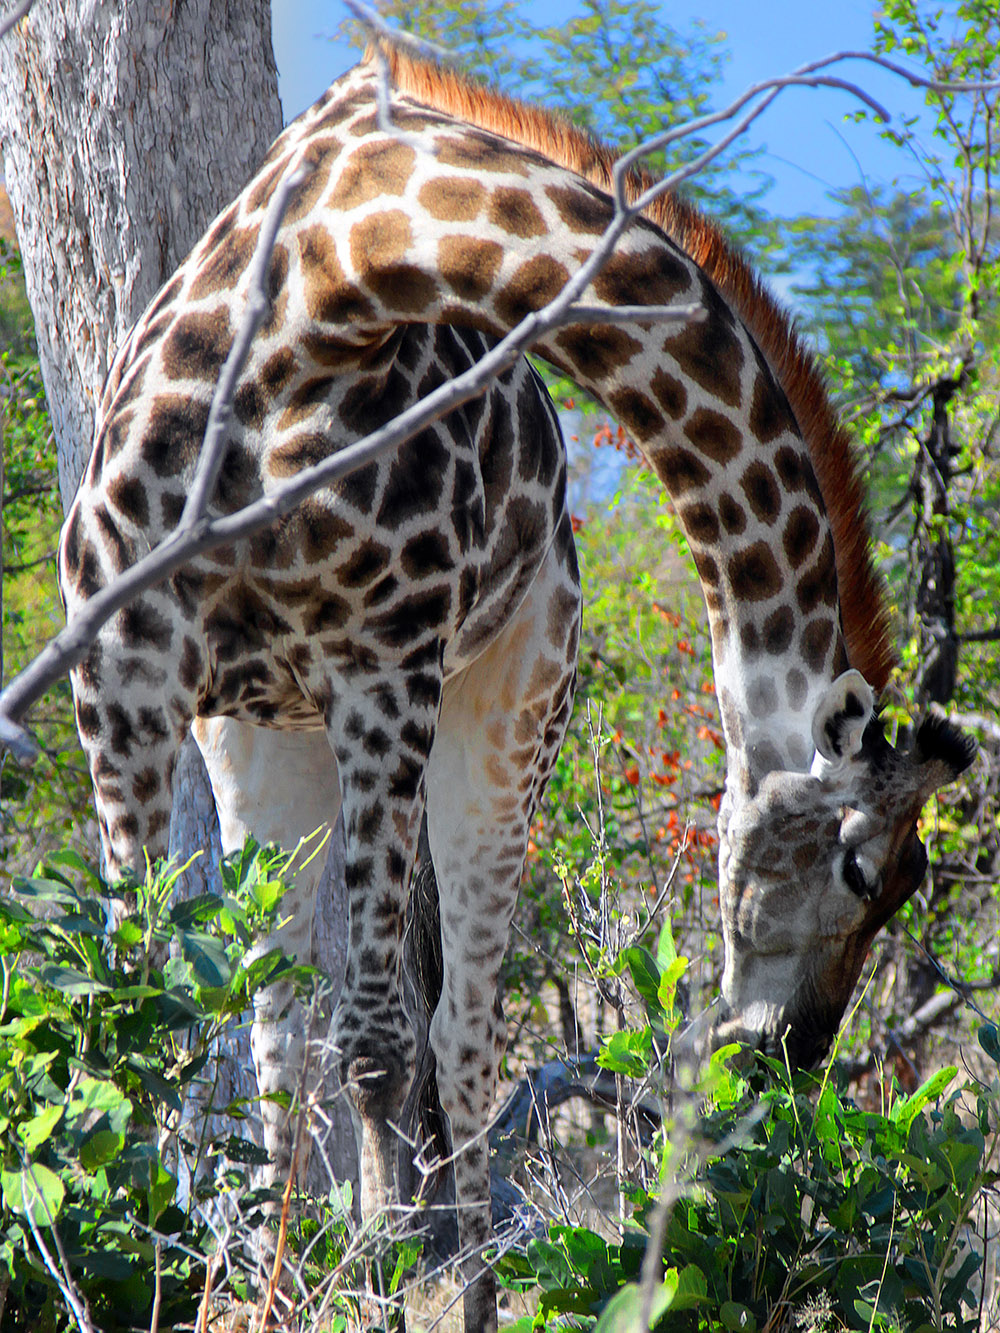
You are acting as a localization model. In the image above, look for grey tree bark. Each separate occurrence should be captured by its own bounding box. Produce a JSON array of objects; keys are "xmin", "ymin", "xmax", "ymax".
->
[{"xmin": 0, "ymin": 0, "xmax": 356, "ymax": 1198}]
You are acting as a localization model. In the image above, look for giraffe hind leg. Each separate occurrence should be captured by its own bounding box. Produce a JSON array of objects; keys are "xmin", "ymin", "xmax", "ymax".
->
[
  {"xmin": 425, "ymin": 525, "xmax": 580, "ymax": 1333},
  {"xmin": 67, "ymin": 630, "xmax": 193, "ymax": 889},
  {"xmin": 324, "ymin": 656, "xmax": 444, "ymax": 1322}
]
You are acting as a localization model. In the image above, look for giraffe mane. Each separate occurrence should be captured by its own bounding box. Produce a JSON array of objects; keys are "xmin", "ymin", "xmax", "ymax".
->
[{"xmin": 377, "ymin": 44, "xmax": 896, "ymax": 691}]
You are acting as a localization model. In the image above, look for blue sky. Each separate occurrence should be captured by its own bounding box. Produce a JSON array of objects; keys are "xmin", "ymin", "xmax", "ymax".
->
[{"xmin": 270, "ymin": 0, "xmax": 938, "ymax": 220}]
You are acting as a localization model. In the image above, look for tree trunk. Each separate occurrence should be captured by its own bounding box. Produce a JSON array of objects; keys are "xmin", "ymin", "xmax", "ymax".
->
[
  {"xmin": 0, "ymin": 0, "xmax": 357, "ymax": 1199},
  {"xmin": 0, "ymin": 0, "xmax": 281, "ymax": 503}
]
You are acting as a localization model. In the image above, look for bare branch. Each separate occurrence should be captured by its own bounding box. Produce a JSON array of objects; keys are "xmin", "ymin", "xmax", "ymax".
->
[
  {"xmin": 958, "ymin": 625, "xmax": 1000, "ymax": 645},
  {"xmin": 180, "ymin": 158, "xmax": 313, "ymax": 528},
  {"xmin": 343, "ymin": 0, "xmax": 449, "ymax": 63},
  {"xmin": 4, "ymin": 34, "xmax": 997, "ymax": 774}
]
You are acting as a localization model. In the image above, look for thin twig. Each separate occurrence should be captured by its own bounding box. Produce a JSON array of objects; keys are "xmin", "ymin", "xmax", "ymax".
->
[
  {"xmin": 344, "ymin": 0, "xmax": 449, "ymax": 63},
  {"xmin": 180, "ymin": 158, "xmax": 312, "ymax": 528},
  {"xmin": 197, "ymin": 1254, "xmax": 214, "ymax": 1333},
  {"xmin": 254, "ymin": 1136, "xmax": 302, "ymax": 1333},
  {"xmin": 149, "ymin": 1242, "xmax": 162, "ymax": 1333},
  {"xmin": 19, "ymin": 1154, "xmax": 95, "ymax": 1333}
]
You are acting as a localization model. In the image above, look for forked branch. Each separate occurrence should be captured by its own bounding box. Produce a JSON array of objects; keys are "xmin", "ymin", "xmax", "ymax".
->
[{"xmin": 2, "ymin": 28, "xmax": 998, "ymax": 767}]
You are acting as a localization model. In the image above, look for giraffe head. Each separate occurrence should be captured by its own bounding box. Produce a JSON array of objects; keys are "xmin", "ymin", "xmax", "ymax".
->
[{"xmin": 711, "ymin": 670, "xmax": 976, "ymax": 1067}]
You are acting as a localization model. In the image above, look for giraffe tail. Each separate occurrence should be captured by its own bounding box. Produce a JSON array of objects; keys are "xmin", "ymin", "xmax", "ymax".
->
[{"xmin": 400, "ymin": 816, "xmax": 453, "ymax": 1228}]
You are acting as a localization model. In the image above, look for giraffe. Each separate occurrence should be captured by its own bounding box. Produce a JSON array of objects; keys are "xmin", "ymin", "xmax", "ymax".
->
[{"xmin": 57, "ymin": 45, "xmax": 975, "ymax": 1332}]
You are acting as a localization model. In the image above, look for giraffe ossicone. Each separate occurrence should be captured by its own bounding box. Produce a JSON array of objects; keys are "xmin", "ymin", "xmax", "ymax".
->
[{"xmin": 58, "ymin": 43, "xmax": 975, "ymax": 1333}]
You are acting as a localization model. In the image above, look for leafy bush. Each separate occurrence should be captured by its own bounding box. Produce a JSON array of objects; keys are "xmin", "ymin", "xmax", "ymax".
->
[
  {"xmin": 0, "ymin": 843, "xmax": 312, "ymax": 1331},
  {"xmin": 497, "ymin": 927, "xmax": 1000, "ymax": 1333}
]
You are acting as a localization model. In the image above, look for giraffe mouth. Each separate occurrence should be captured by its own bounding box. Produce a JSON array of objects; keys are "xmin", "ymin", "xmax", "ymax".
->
[{"xmin": 697, "ymin": 1000, "xmax": 837, "ymax": 1073}]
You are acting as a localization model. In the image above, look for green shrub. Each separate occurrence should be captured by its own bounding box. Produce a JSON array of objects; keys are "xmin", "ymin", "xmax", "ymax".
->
[
  {"xmin": 497, "ymin": 929, "xmax": 1000, "ymax": 1332},
  {"xmin": 0, "ymin": 842, "xmax": 313, "ymax": 1331}
]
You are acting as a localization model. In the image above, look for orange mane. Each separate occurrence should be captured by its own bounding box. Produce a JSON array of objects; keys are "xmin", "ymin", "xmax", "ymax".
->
[{"xmin": 378, "ymin": 45, "xmax": 896, "ymax": 691}]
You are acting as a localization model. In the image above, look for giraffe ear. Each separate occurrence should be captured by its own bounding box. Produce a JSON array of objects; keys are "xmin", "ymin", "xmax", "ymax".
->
[{"xmin": 810, "ymin": 670, "xmax": 875, "ymax": 766}]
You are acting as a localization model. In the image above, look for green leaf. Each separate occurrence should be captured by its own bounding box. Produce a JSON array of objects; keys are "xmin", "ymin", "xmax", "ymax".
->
[
  {"xmin": 66, "ymin": 1076, "xmax": 132, "ymax": 1131},
  {"xmin": 720, "ymin": 1301, "xmax": 757, "ymax": 1331},
  {"xmin": 655, "ymin": 920, "xmax": 677, "ymax": 969},
  {"xmin": 656, "ymin": 957, "xmax": 687, "ymax": 1012},
  {"xmin": 594, "ymin": 1270, "xmax": 683, "ymax": 1331},
  {"xmin": 17, "ymin": 1104, "xmax": 63, "ymax": 1155},
  {"xmin": 895, "ymin": 1065, "xmax": 956, "ymax": 1134},
  {"xmin": 11, "ymin": 876, "xmax": 81, "ymax": 906},
  {"xmin": 978, "ymin": 1023, "xmax": 1000, "ymax": 1065},
  {"xmin": 44, "ymin": 848, "xmax": 105, "ymax": 890},
  {"xmin": 35, "ymin": 964, "xmax": 110, "ymax": 996},
  {"xmin": 80, "ymin": 1129, "xmax": 125, "ymax": 1171},
  {"xmin": 617, "ymin": 946, "xmax": 661, "ymax": 1001},
  {"xmin": 50, "ymin": 910, "xmax": 105, "ymax": 936},
  {"xmin": 597, "ymin": 1027, "xmax": 653, "ymax": 1077},
  {"xmin": 1, "ymin": 1164, "xmax": 65, "ymax": 1226},
  {"xmin": 180, "ymin": 931, "xmax": 231, "ymax": 988},
  {"xmin": 147, "ymin": 1161, "xmax": 176, "ymax": 1224}
]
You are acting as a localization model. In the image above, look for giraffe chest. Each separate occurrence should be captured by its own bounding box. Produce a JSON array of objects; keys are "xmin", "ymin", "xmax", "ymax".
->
[{"xmin": 64, "ymin": 324, "xmax": 573, "ymax": 730}]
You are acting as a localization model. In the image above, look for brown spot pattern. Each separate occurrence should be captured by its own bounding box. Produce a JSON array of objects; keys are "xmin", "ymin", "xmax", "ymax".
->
[
  {"xmin": 801, "ymin": 618, "xmax": 835, "ymax": 672},
  {"xmin": 190, "ymin": 224, "xmax": 261, "ymax": 300},
  {"xmin": 418, "ymin": 176, "xmax": 487, "ymax": 221},
  {"xmin": 796, "ymin": 535, "xmax": 837, "ymax": 615},
  {"xmin": 654, "ymin": 446, "xmax": 711, "ymax": 495},
  {"xmin": 554, "ymin": 325, "xmax": 642, "ymax": 382},
  {"xmin": 545, "ymin": 183, "xmax": 613, "ymax": 235},
  {"xmin": 298, "ymin": 224, "xmax": 376, "ymax": 324},
  {"xmin": 719, "ymin": 492, "xmax": 746, "ymax": 535},
  {"xmin": 436, "ymin": 131, "xmax": 532, "ymax": 176},
  {"xmin": 329, "ymin": 140, "xmax": 417, "ymax": 209},
  {"xmin": 727, "ymin": 541, "xmax": 783, "ymax": 602},
  {"xmin": 749, "ymin": 367, "xmax": 797, "ymax": 444},
  {"xmin": 161, "ymin": 308, "xmax": 232, "ymax": 382},
  {"xmin": 650, "ymin": 368, "xmax": 687, "ymax": 420},
  {"xmin": 438, "ymin": 235, "xmax": 503, "ymax": 301},
  {"xmin": 740, "ymin": 461, "xmax": 782, "ymax": 525},
  {"xmin": 663, "ymin": 289, "xmax": 744, "ymax": 407},
  {"xmin": 606, "ymin": 387, "xmax": 665, "ymax": 443},
  {"xmin": 683, "ymin": 407, "xmax": 741, "ymax": 464},
  {"xmin": 488, "ymin": 186, "xmax": 547, "ymax": 238},
  {"xmin": 494, "ymin": 254, "xmax": 569, "ymax": 326},
  {"xmin": 782, "ymin": 506, "xmax": 821, "ymax": 570}
]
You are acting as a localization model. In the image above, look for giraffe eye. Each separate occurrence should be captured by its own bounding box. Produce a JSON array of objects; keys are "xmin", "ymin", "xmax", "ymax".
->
[{"xmin": 842, "ymin": 848, "xmax": 873, "ymax": 899}]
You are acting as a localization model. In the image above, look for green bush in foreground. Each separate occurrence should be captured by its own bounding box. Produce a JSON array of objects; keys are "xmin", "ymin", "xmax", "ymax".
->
[
  {"xmin": 2, "ymin": 844, "xmax": 997, "ymax": 1331},
  {"xmin": 498, "ymin": 928, "xmax": 1000, "ymax": 1332},
  {"xmin": 0, "ymin": 843, "xmax": 313, "ymax": 1331}
]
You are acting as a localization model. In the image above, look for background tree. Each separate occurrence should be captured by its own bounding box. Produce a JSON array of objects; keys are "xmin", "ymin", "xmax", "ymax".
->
[
  {"xmin": 0, "ymin": 0, "xmax": 357, "ymax": 1194},
  {"xmin": 783, "ymin": 0, "xmax": 1000, "ymax": 1053}
]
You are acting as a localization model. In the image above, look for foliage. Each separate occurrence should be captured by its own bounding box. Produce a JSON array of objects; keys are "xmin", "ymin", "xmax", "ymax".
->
[
  {"xmin": 500, "ymin": 1055, "xmax": 999, "ymax": 1331},
  {"xmin": 1, "ymin": 239, "xmax": 90, "ymax": 875},
  {"xmin": 506, "ymin": 458, "xmax": 722, "ymax": 1069},
  {"xmin": 497, "ymin": 890, "xmax": 1000, "ymax": 1333},
  {"xmin": 0, "ymin": 842, "xmax": 315, "ymax": 1331}
]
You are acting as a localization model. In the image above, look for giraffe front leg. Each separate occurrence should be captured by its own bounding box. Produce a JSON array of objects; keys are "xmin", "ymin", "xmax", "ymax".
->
[{"xmin": 193, "ymin": 718, "xmax": 341, "ymax": 1202}]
